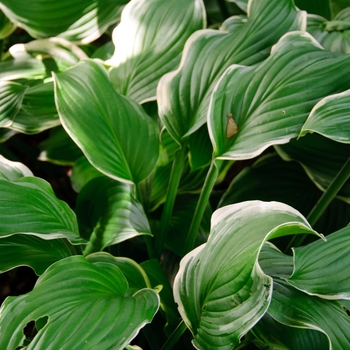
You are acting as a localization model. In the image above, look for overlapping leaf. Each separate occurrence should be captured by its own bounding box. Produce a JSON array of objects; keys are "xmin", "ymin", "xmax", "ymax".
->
[
  {"xmin": 219, "ymin": 154, "xmax": 350, "ymax": 235},
  {"xmin": 0, "ymin": 176, "xmax": 84, "ymax": 244},
  {"xmin": 0, "ymin": 235, "xmax": 74, "ymax": 275},
  {"xmin": 307, "ymin": 9, "xmax": 350, "ymax": 53},
  {"xmin": 53, "ymin": 59, "xmax": 159, "ymax": 185},
  {"xmin": 208, "ymin": 31, "xmax": 350, "ymax": 160},
  {"xmin": 0, "ymin": 81, "xmax": 27, "ymax": 127},
  {"xmin": 269, "ymin": 280, "xmax": 350, "ymax": 349},
  {"xmin": 174, "ymin": 201, "xmax": 319, "ymax": 349},
  {"xmin": 0, "ymin": 0, "xmax": 128, "ymax": 43},
  {"xmin": 275, "ymin": 134, "xmax": 350, "ymax": 202},
  {"xmin": 300, "ymin": 89, "xmax": 350, "ymax": 143},
  {"xmin": 288, "ymin": 226, "xmax": 350, "ymax": 299},
  {"xmin": 76, "ymin": 176, "xmax": 152, "ymax": 255},
  {"xmin": 158, "ymin": 0, "xmax": 305, "ymax": 143},
  {"xmin": 0, "ymin": 256, "xmax": 159, "ymax": 349},
  {"xmin": 108, "ymin": 0, "xmax": 206, "ymax": 103}
]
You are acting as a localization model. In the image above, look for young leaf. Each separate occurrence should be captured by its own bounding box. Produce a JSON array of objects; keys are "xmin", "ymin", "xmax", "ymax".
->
[
  {"xmin": 53, "ymin": 59, "xmax": 159, "ymax": 185},
  {"xmin": 288, "ymin": 226, "xmax": 350, "ymax": 299},
  {"xmin": 174, "ymin": 201, "xmax": 320, "ymax": 349},
  {"xmin": 0, "ymin": 0, "xmax": 128, "ymax": 43},
  {"xmin": 0, "ymin": 256, "xmax": 160, "ymax": 349},
  {"xmin": 0, "ymin": 177, "xmax": 84, "ymax": 244},
  {"xmin": 0, "ymin": 81, "xmax": 27, "ymax": 128},
  {"xmin": 208, "ymin": 31, "xmax": 350, "ymax": 160},
  {"xmin": 0, "ymin": 9, "xmax": 15, "ymax": 39},
  {"xmin": 158, "ymin": 0, "xmax": 305, "ymax": 144},
  {"xmin": 108, "ymin": 0, "xmax": 206, "ymax": 103},
  {"xmin": 300, "ymin": 89, "xmax": 350, "ymax": 143},
  {"xmin": 269, "ymin": 279, "xmax": 350, "ymax": 349},
  {"xmin": 75, "ymin": 176, "xmax": 152, "ymax": 254}
]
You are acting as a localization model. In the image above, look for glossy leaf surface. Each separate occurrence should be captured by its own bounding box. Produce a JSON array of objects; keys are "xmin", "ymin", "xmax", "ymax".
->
[
  {"xmin": 158, "ymin": 0, "xmax": 305, "ymax": 143},
  {"xmin": 54, "ymin": 59, "xmax": 159, "ymax": 185},
  {"xmin": 208, "ymin": 32, "xmax": 350, "ymax": 160},
  {"xmin": 0, "ymin": 81, "xmax": 27, "ymax": 128},
  {"xmin": 288, "ymin": 226, "xmax": 350, "ymax": 299},
  {"xmin": 0, "ymin": 256, "xmax": 159, "ymax": 349},
  {"xmin": 174, "ymin": 201, "xmax": 319, "ymax": 349},
  {"xmin": 300, "ymin": 89, "xmax": 350, "ymax": 143},
  {"xmin": 0, "ymin": 176, "xmax": 84, "ymax": 244},
  {"xmin": 108, "ymin": 0, "xmax": 205, "ymax": 103},
  {"xmin": 0, "ymin": 155, "xmax": 33, "ymax": 180},
  {"xmin": 75, "ymin": 176, "xmax": 152, "ymax": 254},
  {"xmin": 0, "ymin": 0, "xmax": 128, "ymax": 43},
  {"xmin": 269, "ymin": 279, "xmax": 350, "ymax": 349},
  {"xmin": 0, "ymin": 235, "xmax": 74, "ymax": 275}
]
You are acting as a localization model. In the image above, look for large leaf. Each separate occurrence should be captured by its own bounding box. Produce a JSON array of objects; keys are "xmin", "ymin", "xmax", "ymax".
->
[
  {"xmin": 108, "ymin": 0, "xmax": 205, "ymax": 103},
  {"xmin": 174, "ymin": 201, "xmax": 320, "ymax": 349},
  {"xmin": 275, "ymin": 134, "xmax": 350, "ymax": 202},
  {"xmin": 0, "ymin": 255, "xmax": 160, "ymax": 349},
  {"xmin": 0, "ymin": 81, "xmax": 27, "ymax": 128},
  {"xmin": 287, "ymin": 226, "xmax": 350, "ymax": 299},
  {"xmin": 208, "ymin": 31, "xmax": 350, "ymax": 160},
  {"xmin": 158, "ymin": 0, "xmax": 305, "ymax": 144},
  {"xmin": 300, "ymin": 89, "xmax": 350, "ymax": 143},
  {"xmin": 75, "ymin": 176, "xmax": 152, "ymax": 254},
  {"xmin": 0, "ymin": 176, "xmax": 84, "ymax": 244},
  {"xmin": 268, "ymin": 279, "xmax": 350, "ymax": 349},
  {"xmin": 0, "ymin": 235, "xmax": 75, "ymax": 275},
  {"xmin": 53, "ymin": 59, "xmax": 159, "ymax": 185},
  {"xmin": 0, "ymin": 0, "xmax": 128, "ymax": 43}
]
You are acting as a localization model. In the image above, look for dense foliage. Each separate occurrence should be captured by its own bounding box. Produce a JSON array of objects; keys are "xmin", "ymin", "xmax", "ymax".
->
[{"xmin": 0, "ymin": 0, "xmax": 350, "ymax": 349}]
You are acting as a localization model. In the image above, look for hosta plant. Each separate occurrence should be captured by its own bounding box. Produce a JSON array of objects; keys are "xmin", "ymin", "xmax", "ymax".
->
[{"xmin": 0, "ymin": 0, "xmax": 350, "ymax": 349}]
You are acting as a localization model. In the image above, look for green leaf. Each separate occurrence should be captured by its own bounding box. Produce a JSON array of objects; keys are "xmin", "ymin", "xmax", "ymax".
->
[
  {"xmin": 253, "ymin": 313, "xmax": 328, "ymax": 350},
  {"xmin": 208, "ymin": 31, "xmax": 350, "ymax": 160},
  {"xmin": 295, "ymin": 0, "xmax": 331, "ymax": 19},
  {"xmin": 300, "ymin": 89, "xmax": 350, "ymax": 143},
  {"xmin": 53, "ymin": 59, "xmax": 159, "ymax": 185},
  {"xmin": 70, "ymin": 156, "xmax": 103, "ymax": 193},
  {"xmin": 0, "ymin": 256, "xmax": 160, "ymax": 349},
  {"xmin": 269, "ymin": 279, "xmax": 350, "ymax": 349},
  {"xmin": 108, "ymin": 0, "xmax": 205, "ymax": 103},
  {"xmin": 0, "ymin": 9, "xmax": 16, "ymax": 39},
  {"xmin": 10, "ymin": 37, "xmax": 89, "ymax": 71},
  {"xmin": 0, "ymin": 0, "xmax": 128, "ymax": 43},
  {"xmin": 0, "ymin": 154, "xmax": 33, "ymax": 180},
  {"xmin": 0, "ymin": 51, "xmax": 47, "ymax": 82},
  {"xmin": 174, "ymin": 201, "xmax": 319, "ymax": 349},
  {"xmin": 0, "ymin": 81, "xmax": 28, "ymax": 127},
  {"xmin": 158, "ymin": 0, "xmax": 305, "ymax": 143},
  {"xmin": 9, "ymin": 81, "xmax": 60, "ymax": 134},
  {"xmin": 219, "ymin": 153, "xmax": 350, "ymax": 235},
  {"xmin": 38, "ymin": 126, "xmax": 83, "ymax": 166},
  {"xmin": 0, "ymin": 176, "xmax": 84, "ymax": 244},
  {"xmin": 287, "ymin": 226, "xmax": 350, "ymax": 299},
  {"xmin": 0, "ymin": 235, "xmax": 74, "ymax": 275},
  {"xmin": 307, "ymin": 13, "xmax": 350, "ymax": 53},
  {"xmin": 75, "ymin": 176, "xmax": 152, "ymax": 254},
  {"xmin": 275, "ymin": 134, "xmax": 350, "ymax": 203},
  {"xmin": 86, "ymin": 252, "xmax": 151, "ymax": 291}
]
